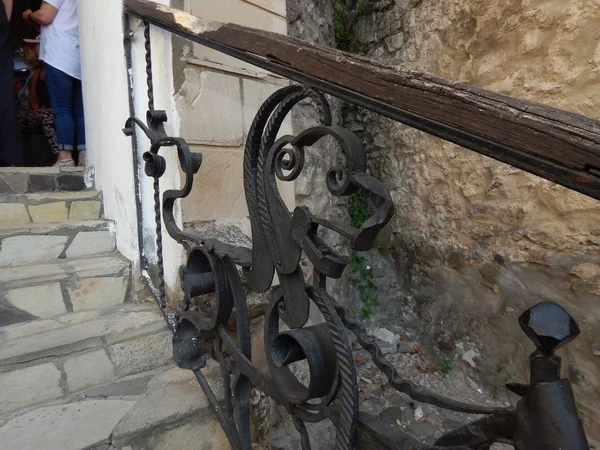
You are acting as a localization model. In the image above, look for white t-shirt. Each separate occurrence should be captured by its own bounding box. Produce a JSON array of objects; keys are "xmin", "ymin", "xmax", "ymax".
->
[{"xmin": 39, "ymin": 0, "xmax": 81, "ymax": 80}]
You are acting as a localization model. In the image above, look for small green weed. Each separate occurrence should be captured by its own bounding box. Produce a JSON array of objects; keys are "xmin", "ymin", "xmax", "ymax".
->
[
  {"xmin": 350, "ymin": 252, "xmax": 378, "ymax": 319},
  {"xmin": 440, "ymin": 358, "xmax": 454, "ymax": 375},
  {"xmin": 348, "ymin": 190, "xmax": 373, "ymax": 228},
  {"xmin": 348, "ymin": 176, "xmax": 378, "ymax": 319},
  {"xmin": 333, "ymin": 0, "xmax": 359, "ymax": 52}
]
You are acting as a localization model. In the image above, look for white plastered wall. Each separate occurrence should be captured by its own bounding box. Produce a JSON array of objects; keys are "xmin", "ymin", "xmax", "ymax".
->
[
  {"xmin": 78, "ymin": 0, "xmax": 183, "ymax": 296},
  {"xmin": 78, "ymin": 0, "xmax": 291, "ymax": 299}
]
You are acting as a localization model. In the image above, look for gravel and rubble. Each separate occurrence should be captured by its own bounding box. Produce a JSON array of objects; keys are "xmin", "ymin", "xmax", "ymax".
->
[{"xmin": 263, "ymin": 328, "xmax": 515, "ymax": 450}]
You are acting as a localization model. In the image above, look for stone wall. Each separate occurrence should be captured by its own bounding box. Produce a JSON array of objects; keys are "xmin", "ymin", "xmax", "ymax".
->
[{"xmin": 289, "ymin": 0, "xmax": 600, "ymax": 443}]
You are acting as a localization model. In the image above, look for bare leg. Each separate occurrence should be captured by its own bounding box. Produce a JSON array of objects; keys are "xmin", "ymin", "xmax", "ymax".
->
[{"xmin": 57, "ymin": 150, "xmax": 72, "ymax": 160}]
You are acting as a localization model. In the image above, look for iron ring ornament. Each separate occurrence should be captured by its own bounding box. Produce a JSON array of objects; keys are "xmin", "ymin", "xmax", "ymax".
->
[{"xmin": 124, "ymin": 85, "xmax": 590, "ymax": 450}]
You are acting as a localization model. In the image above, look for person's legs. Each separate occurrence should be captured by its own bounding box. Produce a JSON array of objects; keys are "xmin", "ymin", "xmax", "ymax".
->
[
  {"xmin": 45, "ymin": 64, "xmax": 75, "ymax": 166},
  {"xmin": 72, "ymin": 78, "xmax": 86, "ymax": 166}
]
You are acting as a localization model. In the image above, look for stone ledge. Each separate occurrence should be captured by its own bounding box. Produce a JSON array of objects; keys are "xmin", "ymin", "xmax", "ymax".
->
[
  {"xmin": 111, "ymin": 365, "xmax": 220, "ymax": 448},
  {"xmin": 65, "ymin": 230, "xmax": 116, "ymax": 259},
  {"xmin": 0, "ymin": 320, "xmax": 108, "ymax": 368},
  {"xmin": 0, "ymin": 235, "xmax": 69, "ymax": 267},
  {"xmin": 0, "ymin": 317, "xmax": 63, "ymax": 340},
  {"xmin": 69, "ymin": 200, "xmax": 102, "ymax": 220},
  {"xmin": 0, "ymin": 167, "xmax": 87, "ymax": 194},
  {"xmin": 109, "ymin": 330, "xmax": 173, "ymax": 377},
  {"xmin": 0, "ymin": 272, "xmax": 129, "ymax": 324},
  {"xmin": 0, "ymin": 225, "xmax": 116, "ymax": 266},
  {"xmin": 5, "ymin": 283, "xmax": 67, "ymax": 318},
  {"xmin": 28, "ymin": 201, "xmax": 68, "ymax": 222},
  {"xmin": 0, "ymin": 167, "xmax": 84, "ymax": 174},
  {"xmin": 64, "ymin": 349, "xmax": 116, "ymax": 392},
  {"xmin": 81, "ymin": 370, "xmax": 155, "ymax": 399},
  {"xmin": 0, "ymin": 192, "xmax": 102, "ymax": 225},
  {"xmin": 0, "ymin": 363, "xmax": 63, "ymax": 415},
  {"xmin": 0, "ymin": 167, "xmax": 88, "ymax": 194},
  {"xmin": 0, "ymin": 254, "xmax": 128, "ymax": 288},
  {"xmin": 0, "ymin": 203, "xmax": 31, "ymax": 226},
  {"xmin": 0, "ymin": 365, "xmax": 224, "ymax": 450},
  {"xmin": 102, "ymin": 307, "xmax": 168, "ymax": 345},
  {"xmin": 0, "ymin": 304, "xmax": 167, "ymax": 369},
  {"xmin": 0, "ymin": 399, "xmax": 136, "ymax": 450},
  {"xmin": 0, "ymin": 219, "xmax": 109, "ymax": 238},
  {"xmin": 0, "ymin": 190, "xmax": 99, "ymax": 204}
]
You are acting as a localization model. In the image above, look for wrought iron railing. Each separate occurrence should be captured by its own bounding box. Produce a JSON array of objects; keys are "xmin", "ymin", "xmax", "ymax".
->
[{"xmin": 122, "ymin": 1, "xmax": 596, "ymax": 449}]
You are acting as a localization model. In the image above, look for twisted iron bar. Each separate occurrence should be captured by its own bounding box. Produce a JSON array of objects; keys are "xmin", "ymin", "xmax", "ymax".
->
[
  {"xmin": 127, "ymin": 21, "xmax": 170, "ymax": 311},
  {"xmin": 143, "ymin": 20, "xmax": 155, "ymax": 112},
  {"xmin": 144, "ymin": 21, "xmax": 166, "ymax": 306},
  {"xmin": 143, "ymin": 21, "xmax": 166, "ymax": 305},
  {"xmin": 152, "ymin": 177, "xmax": 166, "ymax": 305},
  {"xmin": 334, "ymin": 303, "xmax": 508, "ymax": 415}
]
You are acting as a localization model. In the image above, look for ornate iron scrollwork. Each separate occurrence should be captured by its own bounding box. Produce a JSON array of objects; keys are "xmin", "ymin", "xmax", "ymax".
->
[
  {"xmin": 125, "ymin": 59, "xmax": 589, "ymax": 448},
  {"xmin": 115, "ymin": 15, "xmax": 596, "ymax": 450}
]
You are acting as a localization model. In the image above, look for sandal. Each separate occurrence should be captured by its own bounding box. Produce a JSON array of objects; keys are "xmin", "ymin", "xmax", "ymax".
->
[
  {"xmin": 52, "ymin": 158, "xmax": 75, "ymax": 168},
  {"xmin": 77, "ymin": 150, "xmax": 86, "ymax": 167}
]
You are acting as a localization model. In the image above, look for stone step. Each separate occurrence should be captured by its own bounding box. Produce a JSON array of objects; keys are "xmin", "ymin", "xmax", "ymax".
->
[
  {"xmin": 0, "ymin": 220, "xmax": 115, "ymax": 267},
  {"xmin": 0, "ymin": 191, "xmax": 102, "ymax": 226},
  {"xmin": 0, "ymin": 302, "xmax": 228, "ymax": 450},
  {"xmin": 0, "ymin": 304, "xmax": 174, "ymax": 414},
  {"xmin": 0, "ymin": 363, "xmax": 227, "ymax": 450},
  {"xmin": 0, "ymin": 253, "xmax": 131, "ymax": 326},
  {"xmin": 0, "ymin": 167, "xmax": 89, "ymax": 194}
]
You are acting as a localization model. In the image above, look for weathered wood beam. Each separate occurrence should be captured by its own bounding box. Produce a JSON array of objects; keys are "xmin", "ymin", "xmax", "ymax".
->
[{"xmin": 124, "ymin": 0, "xmax": 600, "ymax": 201}]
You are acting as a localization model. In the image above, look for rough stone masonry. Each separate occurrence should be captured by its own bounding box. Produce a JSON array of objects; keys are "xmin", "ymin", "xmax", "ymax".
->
[{"xmin": 287, "ymin": 0, "xmax": 600, "ymax": 444}]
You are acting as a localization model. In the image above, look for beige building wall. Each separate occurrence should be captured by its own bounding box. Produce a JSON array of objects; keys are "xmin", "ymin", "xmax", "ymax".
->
[{"xmin": 172, "ymin": 0, "xmax": 292, "ymax": 224}]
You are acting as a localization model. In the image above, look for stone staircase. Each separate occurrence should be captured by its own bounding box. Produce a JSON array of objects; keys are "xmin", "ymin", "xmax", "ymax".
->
[
  {"xmin": 0, "ymin": 168, "xmax": 226, "ymax": 450},
  {"xmin": 0, "ymin": 167, "xmax": 120, "ymax": 325}
]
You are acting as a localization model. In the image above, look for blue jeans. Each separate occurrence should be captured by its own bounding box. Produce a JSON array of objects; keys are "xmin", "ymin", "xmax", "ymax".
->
[{"xmin": 45, "ymin": 64, "xmax": 86, "ymax": 152}]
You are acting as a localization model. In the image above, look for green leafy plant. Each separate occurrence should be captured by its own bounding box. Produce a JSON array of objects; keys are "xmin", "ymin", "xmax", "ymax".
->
[
  {"xmin": 348, "ymin": 190, "xmax": 373, "ymax": 228},
  {"xmin": 350, "ymin": 252, "xmax": 378, "ymax": 319},
  {"xmin": 333, "ymin": 0, "xmax": 374, "ymax": 52},
  {"xmin": 371, "ymin": 238, "xmax": 385, "ymax": 253},
  {"xmin": 334, "ymin": 8, "xmax": 352, "ymax": 51},
  {"xmin": 440, "ymin": 358, "xmax": 454, "ymax": 375},
  {"xmin": 333, "ymin": 0, "xmax": 357, "ymax": 52},
  {"xmin": 348, "ymin": 184, "xmax": 378, "ymax": 319}
]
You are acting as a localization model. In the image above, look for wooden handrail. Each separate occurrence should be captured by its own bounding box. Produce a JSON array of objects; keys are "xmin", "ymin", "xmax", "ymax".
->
[{"xmin": 124, "ymin": 0, "xmax": 600, "ymax": 201}]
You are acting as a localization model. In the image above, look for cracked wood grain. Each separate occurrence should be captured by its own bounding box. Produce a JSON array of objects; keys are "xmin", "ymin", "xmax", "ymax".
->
[{"xmin": 124, "ymin": 0, "xmax": 600, "ymax": 200}]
